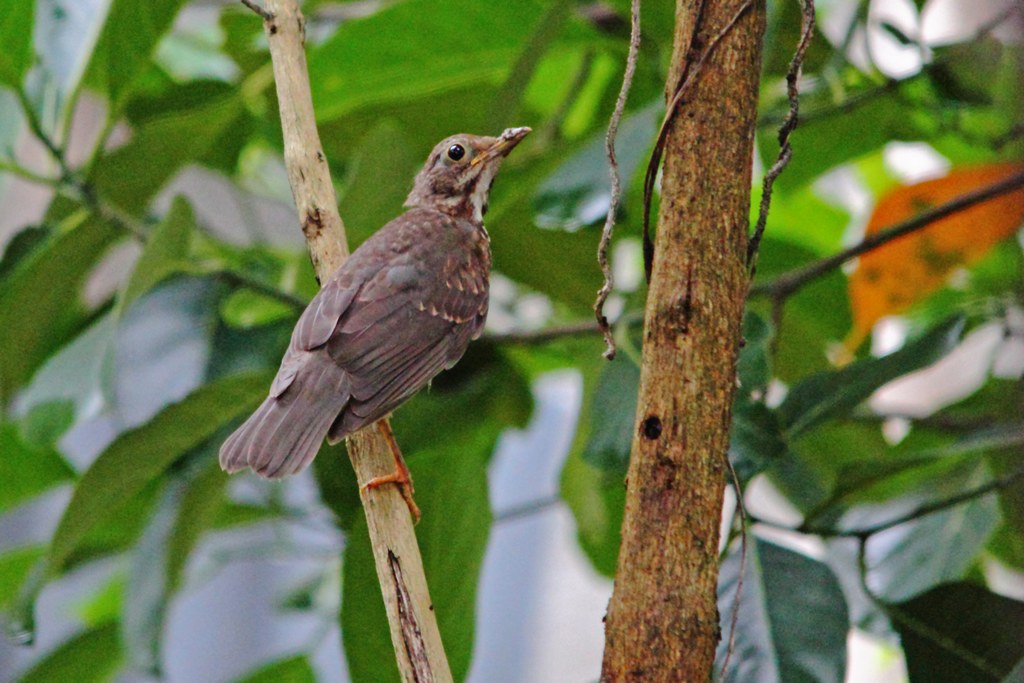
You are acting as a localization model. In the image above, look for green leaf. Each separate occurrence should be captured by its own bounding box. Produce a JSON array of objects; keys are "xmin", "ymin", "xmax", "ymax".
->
[
  {"xmin": 0, "ymin": 0, "xmax": 35, "ymax": 88},
  {"xmin": 338, "ymin": 121, "xmax": 419, "ymax": 248},
  {"xmin": 77, "ymin": 574, "xmax": 124, "ymax": 628},
  {"xmin": 561, "ymin": 355, "xmax": 625, "ymax": 577},
  {"xmin": 309, "ymin": 0, "xmax": 550, "ymax": 121},
  {"xmin": 533, "ymin": 101, "xmax": 660, "ymax": 230},
  {"xmin": 167, "ymin": 461, "xmax": 228, "ymax": 591},
  {"xmin": 82, "ymin": 0, "xmax": 189, "ymax": 111},
  {"xmin": 17, "ymin": 399, "xmax": 75, "ymax": 448},
  {"xmin": 0, "ymin": 420, "xmax": 75, "ymax": 514},
  {"xmin": 235, "ymin": 655, "xmax": 316, "ymax": 683},
  {"xmin": 121, "ymin": 459, "xmax": 229, "ymax": 674},
  {"xmin": 121, "ymin": 196, "xmax": 195, "ymax": 310},
  {"xmin": 219, "ymin": 289, "xmax": 294, "ymax": 329},
  {"xmin": 0, "ymin": 225, "xmax": 52, "ymax": 281},
  {"xmin": 929, "ymin": 39, "xmax": 1006, "ymax": 107},
  {"xmin": 488, "ymin": 157, "xmax": 604, "ymax": 309},
  {"xmin": 895, "ymin": 582, "xmax": 1024, "ymax": 683},
  {"xmin": 0, "ymin": 211, "xmax": 122, "ymax": 402},
  {"xmin": 751, "ymin": 239, "xmax": 851, "ymax": 382},
  {"xmin": 46, "ymin": 371, "xmax": 271, "ymax": 574},
  {"xmin": 715, "ymin": 538, "xmax": 849, "ymax": 683},
  {"xmin": 64, "ymin": 481, "xmax": 163, "ymax": 572},
  {"xmin": 761, "ymin": 0, "xmax": 829, "ymax": 80},
  {"xmin": 737, "ymin": 310, "xmax": 772, "ymax": 391},
  {"xmin": 582, "ymin": 355, "xmax": 639, "ymax": 472},
  {"xmin": 14, "ymin": 622, "xmax": 122, "ymax": 683},
  {"xmin": 0, "ymin": 546, "xmax": 45, "ymax": 613},
  {"xmin": 91, "ymin": 88, "xmax": 242, "ymax": 213},
  {"xmin": 560, "ymin": 447, "xmax": 625, "ymax": 577},
  {"xmin": 122, "ymin": 478, "xmax": 184, "ymax": 675},
  {"xmin": 729, "ymin": 399, "xmax": 786, "ymax": 484},
  {"xmin": 779, "ymin": 316, "xmax": 965, "ymax": 437}
]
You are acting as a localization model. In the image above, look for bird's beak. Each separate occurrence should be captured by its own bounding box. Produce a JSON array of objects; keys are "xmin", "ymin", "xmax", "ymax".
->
[{"xmin": 472, "ymin": 126, "xmax": 531, "ymax": 165}]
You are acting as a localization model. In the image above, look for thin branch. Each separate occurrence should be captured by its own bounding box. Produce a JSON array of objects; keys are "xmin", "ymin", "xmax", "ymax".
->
[
  {"xmin": 594, "ymin": 0, "xmax": 640, "ymax": 361},
  {"xmin": 0, "ymin": 159, "xmax": 59, "ymax": 186},
  {"xmin": 240, "ymin": 0, "xmax": 274, "ymax": 21},
  {"xmin": 802, "ymin": 465, "xmax": 1024, "ymax": 538},
  {"xmin": 256, "ymin": 1, "xmax": 452, "ymax": 679},
  {"xmin": 493, "ymin": 495, "xmax": 562, "ymax": 524},
  {"xmin": 750, "ymin": 170, "xmax": 1024, "ymax": 300},
  {"xmin": 758, "ymin": 76, "xmax": 900, "ymax": 129},
  {"xmin": 484, "ymin": 311, "xmax": 644, "ymax": 346},
  {"xmin": 718, "ymin": 455, "xmax": 748, "ymax": 681},
  {"xmin": 14, "ymin": 88, "xmax": 72, "ymax": 181},
  {"xmin": 756, "ymin": 4, "xmax": 1020, "ymax": 130},
  {"xmin": 214, "ymin": 269, "xmax": 307, "ymax": 309},
  {"xmin": 485, "ymin": 320, "xmax": 602, "ymax": 345},
  {"xmin": 746, "ymin": 0, "xmax": 815, "ymax": 267},
  {"xmin": 751, "ymin": 464, "xmax": 1024, "ymax": 540},
  {"xmin": 642, "ymin": 0, "xmax": 754, "ymax": 280}
]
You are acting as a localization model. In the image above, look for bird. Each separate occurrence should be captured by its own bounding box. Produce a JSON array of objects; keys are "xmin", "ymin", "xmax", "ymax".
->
[{"xmin": 219, "ymin": 126, "xmax": 531, "ymax": 516}]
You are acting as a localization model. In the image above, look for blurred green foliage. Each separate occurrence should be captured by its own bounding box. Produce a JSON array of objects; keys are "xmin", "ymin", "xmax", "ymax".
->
[{"xmin": 1, "ymin": 0, "xmax": 1023, "ymax": 681}]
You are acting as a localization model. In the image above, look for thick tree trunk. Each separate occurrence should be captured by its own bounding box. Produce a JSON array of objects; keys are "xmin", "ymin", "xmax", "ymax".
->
[{"xmin": 600, "ymin": 1, "xmax": 765, "ymax": 680}]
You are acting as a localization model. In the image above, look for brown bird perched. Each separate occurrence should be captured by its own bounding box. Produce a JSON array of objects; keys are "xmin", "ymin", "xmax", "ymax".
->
[{"xmin": 219, "ymin": 127, "xmax": 531, "ymax": 513}]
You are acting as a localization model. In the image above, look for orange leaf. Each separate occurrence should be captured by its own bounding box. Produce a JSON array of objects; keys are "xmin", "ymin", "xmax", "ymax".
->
[{"xmin": 845, "ymin": 162, "xmax": 1024, "ymax": 352}]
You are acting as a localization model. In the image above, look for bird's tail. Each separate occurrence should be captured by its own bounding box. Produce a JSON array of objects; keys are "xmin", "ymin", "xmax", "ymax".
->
[{"xmin": 219, "ymin": 354, "xmax": 349, "ymax": 479}]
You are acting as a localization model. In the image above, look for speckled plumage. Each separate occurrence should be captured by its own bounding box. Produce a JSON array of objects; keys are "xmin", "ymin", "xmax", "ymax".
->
[{"xmin": 220, "ymin": 128, "xmax": 529, "ymax": 478}]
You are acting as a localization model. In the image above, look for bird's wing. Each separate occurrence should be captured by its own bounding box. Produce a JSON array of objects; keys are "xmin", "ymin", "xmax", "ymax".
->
[
  {"xmin": 324, "ymin": 219, "xmax": 488, "ymax": 437},
  {"xmin": 293, "ymin": 273, "xmax": 360, "ymax": 351},
  {"xmin": 269, "ymin": 272, "xmax": 360, "ymax": 399}
]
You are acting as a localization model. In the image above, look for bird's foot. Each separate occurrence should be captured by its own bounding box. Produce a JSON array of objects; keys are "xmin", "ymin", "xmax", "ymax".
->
[{"xmin": 362, "ymin": 466, "xmax": 421, "ymax": 523}]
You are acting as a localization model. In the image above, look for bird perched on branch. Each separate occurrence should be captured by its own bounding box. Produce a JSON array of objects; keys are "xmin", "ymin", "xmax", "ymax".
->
[{"xmin": 220, "ymin": 127, "xmax": 531, "ymax": 517}]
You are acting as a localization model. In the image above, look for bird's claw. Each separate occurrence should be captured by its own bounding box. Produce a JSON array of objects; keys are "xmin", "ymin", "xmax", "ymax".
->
[{"xmin": 362, "ymin": 470, "xmax": 421, "ymax": 523}]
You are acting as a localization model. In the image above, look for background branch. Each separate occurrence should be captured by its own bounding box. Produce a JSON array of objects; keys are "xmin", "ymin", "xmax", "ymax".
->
[{"xmin": 750, "ymin": 170, "xmax": 1024, "ymax": 300}]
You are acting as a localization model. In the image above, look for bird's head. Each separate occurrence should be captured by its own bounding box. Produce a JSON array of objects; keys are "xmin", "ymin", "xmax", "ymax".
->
[{"xmin": 404, "ymin": 127, "xmax": 531, "ymax": 223}]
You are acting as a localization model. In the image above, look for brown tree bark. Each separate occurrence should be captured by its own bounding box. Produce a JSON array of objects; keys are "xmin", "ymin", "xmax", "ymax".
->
[{"xmin": 600, "ymin": 1, "xmax": 765, "ymax": 680}]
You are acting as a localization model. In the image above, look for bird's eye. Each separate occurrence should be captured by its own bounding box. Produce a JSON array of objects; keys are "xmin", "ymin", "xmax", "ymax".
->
[{"xmin": 447, "ymin": 144, "xmax": 466, "ymax": 161}]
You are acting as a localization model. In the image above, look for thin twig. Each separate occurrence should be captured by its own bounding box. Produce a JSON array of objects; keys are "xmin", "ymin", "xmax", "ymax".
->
[
  {"xmin": 746, "ymin": 0, "xmax": 815, "ymax": 267},
  {"xmin": 0, "ymin": 159, "xmax": 59, "ymax": 186},
  {"xmin": 594, "ymin": 0, "xmax": 641, "ymax": 361},
  {"xmin": 215, "ymin": 270, "xmax": 307, "ymax": 309},
  {"xmin": 240, "ymin": 0, "xmax": 274, "ymax": 21},
  {"xmin": 718, "ymin": 455, "xmax": 747, "ymax": 681},
  {"xmin": 802, "ymin": 465, "xmax": 1024, "ymax": 538},
  {"xmin": 493, "ymin": 495, "xmax": 562, "ymax": 524},
  {"xmin": 14, "ymin": 88, "xmax": 71, "ymax": 180},
  {"xmin": 756, "ymin": 4, "xmax": 1020, "ymax": 129},
  {"xmin": 642, "ymin": 0, "xmax": 754, "ymax": 280},
  {"xmin": 484, "ymin": 320, "xmax": 602, "ymax": 345},
  {"xmin": 751, "ymin": 464, "xmax": 1024, "ymax": 539},
  {"xmin": 749, "ymin": 170, "xmax": 1024, "ymax": 300},
  {"xmin": 484, "ymin": 311, "xmax": 644, "ymax": 346}
]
